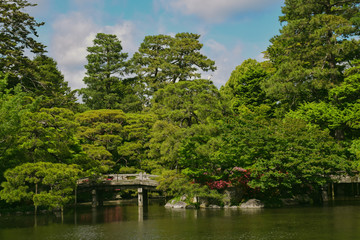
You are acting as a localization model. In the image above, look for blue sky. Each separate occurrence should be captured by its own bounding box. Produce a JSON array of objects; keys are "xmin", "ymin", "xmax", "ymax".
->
[{"xmin": 28, "ymin": 0, "xmax": 284, "ymax": 89}]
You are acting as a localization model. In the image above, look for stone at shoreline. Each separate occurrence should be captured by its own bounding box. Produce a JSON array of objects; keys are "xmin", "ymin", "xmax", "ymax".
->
[
  {"xmin": 224, "ymin": 205, "xmax": 239, "ymax": 209},
  {"xmin": 240, "ymin": 199, "xmax": 264, "ymax": 209},
  {"xmin": 172, "ymin": 201, "xmax": 187, "ymax": 209},
  {"xmin": 165, "ymin": 200, "xmax": 189, "ymax": 209},
  {"xmin": 208, "ymin": 204, "xmax": 221, "ymax": 209}
]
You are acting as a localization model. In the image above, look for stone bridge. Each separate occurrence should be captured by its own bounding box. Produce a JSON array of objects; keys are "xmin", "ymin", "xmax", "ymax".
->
[{"xmin": 77, "ymin": 173, "xmax": 159, "ymax": 207}]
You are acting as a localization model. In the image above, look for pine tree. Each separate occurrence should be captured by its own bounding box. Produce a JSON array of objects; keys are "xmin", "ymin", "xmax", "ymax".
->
[{"xmin": 264, "ymin": 0, "xmax": 360, "ymax": 110}]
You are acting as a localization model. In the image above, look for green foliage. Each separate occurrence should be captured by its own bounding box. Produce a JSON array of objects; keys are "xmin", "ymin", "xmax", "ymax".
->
[
  {"xmin": 119, "ymin": 166, "xmax": 140, "ymax": 174},
  {"xmin": 131, "ymin": 33, "xmax": 216, "ymax": 94},
  {"xmin": 0, "ymin": 80, "xmax": 37, "ymax": 180},
  {"xmin": 31, "ymin": 55, "xmax": 78, "ymax": 110},
  {"xmin": 287, "ymin": 60, "xmax": 360, "ymax": 140},
  {"xmin": 0, "ymin": 0, "xmax": 46, "ymax": 90},
  {"xmin": 81, "ymin": 33, "xmax": 142, "ymax": 111},
  {"xmin": 264, "ymin": 0, "xmax": 360, "ymax": 109},
  {"xmin": 221, "ymin": 59, "xmax": 274, "ymax": 114},
  {"xmin": 151, "ymin": 79, "xmax": 223, "ymax": 127},
  {"xmin": 248, "ymin": 118, "xmax": 349, "ymax": 200},
  {"xmin": 156, "ymin": 170, "xmax": 223, "ymax": 203},
  {"xmin": 76, "ymin": 109, "xmax": 126, "ymax": 172},
  {"xmin": 117, "ymin": 113, "xmax": 156, "ymax": 169},
  {"xmin": 146, "ymin": 120, "xmax": 183, "ymax": 171},
  {"xmin": 0, "ymin": 162, "xmax": 82, "ymax": 210},
  {"xmin": 16, "ymin": 107, "xmax": 85, "ymax": 165},
  {"xmin": 177, "ymin": 123, "xmax": 221, "ymax": 175},
  {"xmin": 1, "ymin": 1, "xmax": 358, "ymax": 206}
]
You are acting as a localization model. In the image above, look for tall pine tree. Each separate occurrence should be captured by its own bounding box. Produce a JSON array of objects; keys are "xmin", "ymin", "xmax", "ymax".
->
[
  {"xmin": 81, "ymin": 33, "xmax": 142, "ymax": 111},
  {"xmin": 264, "ymin": 0, "xmax": 360, "ymax": 110}
]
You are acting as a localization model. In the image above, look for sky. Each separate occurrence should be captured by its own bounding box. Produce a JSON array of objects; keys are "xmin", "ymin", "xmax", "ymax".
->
[{"xmin": 27, "ymin": 0, "xmax": 285, "ymax": 90}]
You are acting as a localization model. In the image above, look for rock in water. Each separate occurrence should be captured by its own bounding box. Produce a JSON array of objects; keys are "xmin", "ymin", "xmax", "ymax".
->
[{"xmin": 240, "ymin": 199, "xmax": 264, "ymax": 209}]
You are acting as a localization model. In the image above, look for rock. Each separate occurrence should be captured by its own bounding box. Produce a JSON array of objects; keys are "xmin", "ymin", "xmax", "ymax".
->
[
  {"xmin": 199, "ymin": 203, "xmax": 207, "ymax": 208},
  {"xmin": 172, "ymin": 201, "xmax": 187, "ymax": 209},
  {"xmin": 208, "ymin": 204, "xmax": 221, "ymax": 209},
  {"xmin": 240, "ymin": 199, "xmax": 264, "ymax": 209},
  {"xmin": 180, "ymin": 195, "xmax": 187, "ymax": 201},
  {"xmin": 164, "ymin": 199, "xmax": 177, "ymax": 208},
  {"xmin": 165, "ymin": 202, "xmax": 173, "ymax": 208}
]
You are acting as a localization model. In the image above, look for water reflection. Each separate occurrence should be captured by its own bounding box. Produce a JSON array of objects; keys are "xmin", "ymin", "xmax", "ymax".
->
[
  {"xmin": 2, "ymin": 201, "xmax": 360, "ymax": 240},
  {"xmin": 138, "ymin": 205, "xmax": 148, "ymax": 222}
]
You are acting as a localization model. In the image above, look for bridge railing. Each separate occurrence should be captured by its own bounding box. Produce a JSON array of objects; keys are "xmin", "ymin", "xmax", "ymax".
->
[
  {"xmin": 77, "ymin": 173, "xmax": 158, "ymax": 184},
  {"xmin": 106, "ymin": 173, "xmax": 158, "ymax": 181}
]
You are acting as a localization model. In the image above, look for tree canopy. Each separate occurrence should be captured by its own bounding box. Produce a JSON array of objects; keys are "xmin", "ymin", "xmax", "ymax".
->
[
  {"xmin": 264, "ymin": 0, "xmax": 360, "ymax": 109},
  {"xmin": 1, "ymin": 0, "xmax": 360, "ymax": 209},
  {"xmin": 131, "ymin": 33, "xmax": 216, "ymax": 93},
  {"xmin": 0, "ymin": 0, "xmax": 46, "ymax": 90},
  {"xmin": 81, "ymin": 33, "xmax": 142, "ymax": 111}
]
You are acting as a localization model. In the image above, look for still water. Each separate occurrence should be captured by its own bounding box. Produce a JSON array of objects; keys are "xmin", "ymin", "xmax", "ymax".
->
[{"xmin": 1, "ymin": 200, "xmax": 360, "ymax": 240}]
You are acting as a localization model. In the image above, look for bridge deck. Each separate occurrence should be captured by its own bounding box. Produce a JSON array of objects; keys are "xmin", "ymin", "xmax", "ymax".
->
[{"xmin": 77, "ymin": 173, "xmax": 159, "ymax": 190}]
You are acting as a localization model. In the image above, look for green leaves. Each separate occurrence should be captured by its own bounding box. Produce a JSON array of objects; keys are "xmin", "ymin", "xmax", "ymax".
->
[
  {"xmin": 81, "ymin": 33, "xmax": 142, "ymax": 111},
  {"xmin": 221, "ymin": 59, "xmax": 274, "ymax": 114},
  {"xmin": 17, "ymin": 108, "xmax": 84, "ymax": 165},
  {"xmin": 131, "ymin": 33, "xmax": 216, "ymax": 93},
  {"xmin": 0, "ymin": 0, "xmax": 46, "ymax": 90},
  {"xmin": 0, "ymin": 162, "xmax": 82, "ymax": 210},
  {"xmin": 151, "ymin": 79, "xmax": 223, "ymax": 127},
  {"xmin": 265, "ymin": 0, "xmax": 360, "ymax": 109},
  {"xmin": 248, "ymin": 117, "xmax": 348, "ymax": 198}
]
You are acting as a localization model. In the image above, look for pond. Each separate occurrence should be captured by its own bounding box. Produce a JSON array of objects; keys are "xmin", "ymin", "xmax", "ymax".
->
[{"xmin": 1, "ymin": 200, "xmax": 360, "ymax": 240}]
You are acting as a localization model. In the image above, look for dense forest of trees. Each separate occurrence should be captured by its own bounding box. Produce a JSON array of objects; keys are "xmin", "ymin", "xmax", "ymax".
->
[{"xmin": 1, "ymin": 0, "xmax": 360, "ymax": 210}]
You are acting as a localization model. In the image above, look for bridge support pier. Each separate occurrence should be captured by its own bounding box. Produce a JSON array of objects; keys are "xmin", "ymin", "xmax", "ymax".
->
[
  {"xmin": 92, "ymin": 189, "xmax": 97, "ymax": 208},
  {"xmin": 138, "ymin": 188, "xmax": 148, "ymax": 207}
]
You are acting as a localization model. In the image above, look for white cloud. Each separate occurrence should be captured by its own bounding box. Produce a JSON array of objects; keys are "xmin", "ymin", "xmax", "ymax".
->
[
  {"xmin": 158, "ymin": 0, "xmax": 282, "ymax": 22},
  {"xmin": 27, "ymin": 0, "xmax": 50, "ymax": 15},
  {"xmin": 49, "ymin": 12, "xmax": 139, "ymax": 90},
  {"xmin": 202, "ymin": 40, "xmax": 244, "ymax": 87},
  {"xmin": 255, "ymin": 52, "xmax": 266, "ymax": 62}
]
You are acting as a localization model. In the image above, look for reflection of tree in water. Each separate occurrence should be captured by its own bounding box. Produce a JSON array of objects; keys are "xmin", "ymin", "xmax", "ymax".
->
[
  {"xmin": 104, "ymin": 206, "xmax": 123, "ymax": 223},
  {"xmin": 78, "ymin": 206, "xmax": 124, "ymax": 224}
]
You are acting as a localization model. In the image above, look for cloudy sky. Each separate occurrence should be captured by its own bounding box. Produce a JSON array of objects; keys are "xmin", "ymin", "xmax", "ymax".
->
[{"xmin": 28, "ymin": 0, "xmax": 284, "ymax": 89}]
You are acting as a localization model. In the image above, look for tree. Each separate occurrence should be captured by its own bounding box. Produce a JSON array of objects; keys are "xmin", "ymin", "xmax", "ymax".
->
[
  {"xmin": 287, "ymin": 60, "xmax": 360, "ymax": 140},
  {"xmin": 117, "ymin": 113, "xmax": 156, "ymax": 169},
  {"xmin": 0, "ymin": 76, "xmax": 34, "ymax": 181},
  {"xmin": 31, "ymin": 55, "xmax": 77, "ymax": 110},
  {"xmin": 75, "ymin": 109, "xmax": 127, "ymax": 173},
  {"xmin": 264, "ymin": 0, "xmax": 360, "ymax": 110},
  {"xmin": 0, "ymin": 0, "xmax": 46, "ymax": 90},
  {"xmin": 15, "ymin": 108, "xmax": 86, "ymax": 165},
  {"xmin": 146, "ymin": 79, "xmax": 225, "ymax": 171},
  {"xmin": 0, "ymin": 162, "xmax": 82, "ymax": 211},
  {"xmin": 249, "ymin": 118, "xmax": 349, "ymax": 202},
  {"xmin": 131, "ymin": 33, "xmax": 216, "ymax": 93},
  {"xmin": 221, "ymin": 59, "xmax": 274, "ymax": 114},
  {"xmin": 81, "ymin": 33, "xmax": 141, "ymax": 111},
  {"xmin": 151, "ymin": 79, "xmax": 223, "ymax": 127}
]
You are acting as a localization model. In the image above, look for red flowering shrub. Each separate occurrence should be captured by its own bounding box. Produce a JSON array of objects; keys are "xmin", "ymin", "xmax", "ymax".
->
[{"xmin": 206, "ymin": 180, "xmax": 230, "ymax": 190}]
